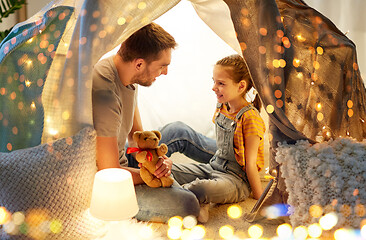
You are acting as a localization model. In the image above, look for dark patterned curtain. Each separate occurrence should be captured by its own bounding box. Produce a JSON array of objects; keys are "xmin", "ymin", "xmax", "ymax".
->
[{"xmin": 224, "ymin": 0, "xmax": 366, "ymax": 198}]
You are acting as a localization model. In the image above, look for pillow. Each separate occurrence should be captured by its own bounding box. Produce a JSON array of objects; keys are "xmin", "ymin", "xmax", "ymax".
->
[
  {"xmin": 0, "ymin": 127, "xmax": 103, "ymax": 239},
  {"xmin": 276, "ymin": 138, "xmax": 366, "ymax": 229}
]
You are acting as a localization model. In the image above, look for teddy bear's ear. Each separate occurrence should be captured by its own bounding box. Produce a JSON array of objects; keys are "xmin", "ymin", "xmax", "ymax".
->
[
  {"xmin": 152, "ymin": 130, "xmax": 162, "ymax": 140},
  {"xmin": 133, "ymin": 131, "xmax": 143, "ymax": 143}
]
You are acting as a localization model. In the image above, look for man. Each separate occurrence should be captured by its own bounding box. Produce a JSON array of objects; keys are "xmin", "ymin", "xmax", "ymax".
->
[{"xmin": 92, "ymin": 23, "xmax": 199, "ymax": 222}]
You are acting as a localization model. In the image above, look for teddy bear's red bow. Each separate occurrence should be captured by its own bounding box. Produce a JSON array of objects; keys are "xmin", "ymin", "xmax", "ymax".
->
[{"xmin": 126, "ymin": 147, "xmax": 153, "ymax": 161}]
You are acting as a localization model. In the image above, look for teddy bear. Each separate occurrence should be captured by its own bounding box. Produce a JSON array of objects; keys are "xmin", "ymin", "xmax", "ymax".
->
[{"xmin": 127, "ymin": 130, "xmax": 174, "ymax": 188}]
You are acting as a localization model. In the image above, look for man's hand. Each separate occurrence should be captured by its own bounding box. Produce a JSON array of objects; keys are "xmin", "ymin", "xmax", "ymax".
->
[{"xmin": 154, "ymin": 155, "xmax": 172, "ymax": 178}]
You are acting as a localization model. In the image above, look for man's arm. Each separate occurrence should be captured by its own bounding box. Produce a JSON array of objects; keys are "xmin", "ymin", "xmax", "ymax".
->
[
  {"xmin": 96, "ymin": 136, "xmax": 144, "ymax": 185},
  {"xmin": 128, "ymin": 106, "xmax": 143, "ymax": 147}
]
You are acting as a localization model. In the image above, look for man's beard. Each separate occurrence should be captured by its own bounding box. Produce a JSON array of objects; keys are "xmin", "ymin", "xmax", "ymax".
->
[{"xmin": 132, "ymin": 68, "xmax": 153, "ymax": 87}]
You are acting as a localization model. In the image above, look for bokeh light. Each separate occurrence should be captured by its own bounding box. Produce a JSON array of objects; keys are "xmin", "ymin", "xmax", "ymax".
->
[
  {"xmin": 248, "ymin": 224, "xmax": 263, "ymax": 239},
  {"xmin": 167, "ymin": 226, "xmax": 182, "ymax": 239},
  {"xmin": 0, "ymin": 207, "xmax": 11, "ymax": 224},
  {"xmin": 263, "ymin": 204, "xmax": 290, "ymax": 219},
  {"xmin": 12, "ymin": 211, "xmax": 25, "ymax": 225},
  {"xmin": 190, "ymin": 225, "xmax": 206, "ymax": 239},
  {"xmin": 50, "ymin": 219, "xmax": 62, "ymax": 234},
  {"xmin": 296, "ymin": 34, "xmax": 306, "ymax": 42},
  {"xmin": 168, "ymin": 216, "xmax": 183, "ymax": 228},
  {"xmin": 182, "ymin": 215, "xmax": 197, "ymax": 229},
  {"xmin": 266, "ymin": 104, "xmax": 274, "ymax": 114},
  {"xmin": 227, "ymin": 204, "xmax": 242, "ymax": 219},
  {"xmin": 309, "ymin": 205, "xmax": 323, "ymax": 218},
  {"xmin": 293, "ymin": 58, "xmax": 300, "ymax": 67},
  {"xmin": 315, "ymin": 103, "xmax": 322, "ymax": 112},
  {"xmin": 276, "ymin": 223, "xmax": 292, "ymax": 238},
  {"xmin": 180, "ymin": 229, "xmax": 192, "ymax": 240},
  {"xmin": 361, "ymin": 224, "xmax": 366, "ymax": 239},
  {"xmin": 138, "ymin": 2, "xmax": 147, "ymax": 10},
  {"xmin": 319, "ymin": 212, "xmax": 338, "ymax": 230},
  {"xmin": 334, "ymin": 228, "xmax": 353, "ymax": 240},
  {"xmin": 308, "ymin": 223, "xmax": 322, "ymax": 238},
  {"xmin": 293, "ymin": 226, "xmax": 308, "ymax": 240},
  {"xmin": 219, "ymin": 225, "xmax": 234, "ymax": 239}
]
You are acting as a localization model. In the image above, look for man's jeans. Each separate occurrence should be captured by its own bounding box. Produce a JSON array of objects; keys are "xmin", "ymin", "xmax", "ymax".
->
[
  {"xmin": 126, "ymin": 121, "xmax": 217, "ymax": 222},
  {"xmin": 160, "ymin": 121, "xmax": 217, "ymax": 162}
]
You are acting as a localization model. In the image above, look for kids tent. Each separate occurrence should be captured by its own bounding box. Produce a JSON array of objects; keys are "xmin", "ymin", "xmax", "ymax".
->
[{"xmin": 0, "ymin": 0, "xmax": 365, "ymax": 238}]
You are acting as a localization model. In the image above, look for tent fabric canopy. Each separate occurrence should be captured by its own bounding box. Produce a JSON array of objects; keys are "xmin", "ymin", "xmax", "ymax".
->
[{"xmin": 1, "ymin": 0, "xmax": 365, "ymax": 168}]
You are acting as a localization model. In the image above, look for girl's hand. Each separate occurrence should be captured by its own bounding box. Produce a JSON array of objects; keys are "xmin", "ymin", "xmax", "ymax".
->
[{"xmin": 154, "ymin": 155, "xmax": 172, "ymax": 178}]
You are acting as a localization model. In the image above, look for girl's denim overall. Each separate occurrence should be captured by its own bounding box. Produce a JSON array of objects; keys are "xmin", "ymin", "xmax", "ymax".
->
[{"xmin": 170, "ymin": 104, "xmax": 254, "ymax": 204}]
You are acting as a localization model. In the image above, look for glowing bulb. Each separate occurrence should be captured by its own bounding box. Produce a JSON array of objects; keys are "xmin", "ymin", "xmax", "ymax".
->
[
  {"xmin": 293, "ymin": 58, "xmax": 300, "ymax": 67},
  {"xmin": 26, "ymin": 59, "xmax": 33, "ymax": 66},
  {"xmin": 30, "ymin": 101, "xmax": 36, "ymax": 110},
  {"xmin": 319, "ymin": 212, "xmax": 338, "ymax": 230},
  {"xmin": 27, "ymin": 38, "xmax": 34, "ymax": 43},
  {"xmin": 297, "ymin": 72, "xmax": 304, "ymax": 79},
  {"xmin": 248, "ymin": 224, "xmax": 263, "ymax": 239},
  {"xmin": 315, "ymin": 103, "xmax": 322, "ymax": 111},
  {"xmin": 296, "ymin": 34, "xmax": 306, "ymax": 42},
  {"xmin": 317, "ymin": 47, "xmax": 324, "ymax": 55},
  {"xmin": 25, "ymin": 80, "xmax": 32, "ymax": 87},
  {"xmin": 48, "ymin": 128, "xmax": 59, "ymax": 136}
]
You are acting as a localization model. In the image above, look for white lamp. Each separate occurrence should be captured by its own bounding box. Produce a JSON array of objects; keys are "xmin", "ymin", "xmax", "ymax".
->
[
  {"xmin": 89, "ymin": 168, "xmax": 139, "ymax": 239},
  {"xmin": 90, "ymin": 168, "xmax": 139, "ymax": 220}
]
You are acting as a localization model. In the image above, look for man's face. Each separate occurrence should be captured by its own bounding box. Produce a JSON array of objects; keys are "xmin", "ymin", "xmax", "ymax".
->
[{"xmin": 133, "ymin": 49, "xmax": 172, "ymax": 87}]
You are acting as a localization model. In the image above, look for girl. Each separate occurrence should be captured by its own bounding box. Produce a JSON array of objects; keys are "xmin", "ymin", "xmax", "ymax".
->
[{"xmin": 159, "ymin": 54, "xmax": 265, "ymax": 222}]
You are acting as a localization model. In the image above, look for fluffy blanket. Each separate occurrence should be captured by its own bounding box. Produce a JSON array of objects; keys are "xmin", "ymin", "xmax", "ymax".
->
[{"xmin": 276, "ymin": 138, "xmax": 366, "ymax": 229}]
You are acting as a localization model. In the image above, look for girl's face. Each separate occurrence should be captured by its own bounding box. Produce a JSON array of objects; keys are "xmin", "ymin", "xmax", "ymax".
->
[{"xmin": 212, "ymin": 65, "xmax": 245, "ymax": 104}]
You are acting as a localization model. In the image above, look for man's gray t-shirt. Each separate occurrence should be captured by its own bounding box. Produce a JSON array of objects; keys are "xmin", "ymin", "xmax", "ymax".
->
[{"xmin": 92, "ymin": 55, "xmax": 137, "ymax": 166}]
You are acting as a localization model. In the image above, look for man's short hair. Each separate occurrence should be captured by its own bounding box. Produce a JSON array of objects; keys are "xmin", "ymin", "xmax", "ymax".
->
[{"xmin": 118, "ymin": 22, "xmax": 177, "ymax": 63}]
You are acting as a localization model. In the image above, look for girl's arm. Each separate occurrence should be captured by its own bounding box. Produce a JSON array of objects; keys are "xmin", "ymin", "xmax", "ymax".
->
[{"xmin": 244, "ymin": 135, "xmax": 263, "ymax": 200}]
